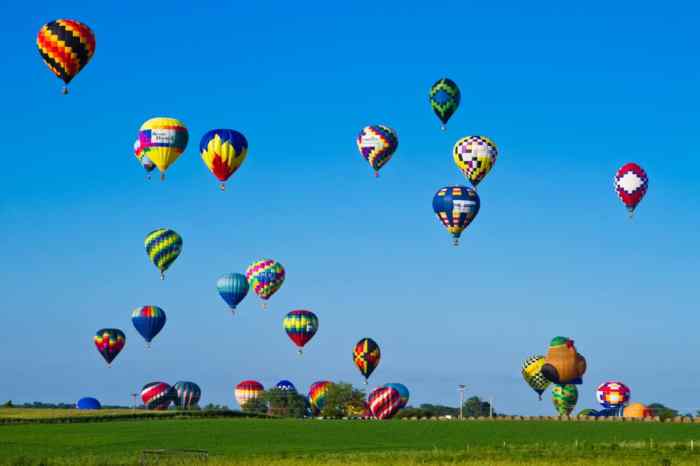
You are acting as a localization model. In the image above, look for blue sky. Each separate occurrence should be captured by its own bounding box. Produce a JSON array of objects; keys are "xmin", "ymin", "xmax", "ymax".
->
[{"xmin": 1, "ymin": 0, "xmax": 699, "ymax": 415}]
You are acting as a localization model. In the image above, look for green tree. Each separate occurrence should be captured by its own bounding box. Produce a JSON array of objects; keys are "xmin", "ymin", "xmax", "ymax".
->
[
  {"xmin": 462, "ymin": 396, "xmax": 494, "ymax": 417},
  {"xmin": 240, "ymin": 397, "xmax": 268, "ymax": 415},
  {"xmin": 320, "ymin": 382, "xmax": 366, "ymax": 418},
  {"xmin": 261, "ymin": 388, "xmax": 307, "ymax": 418},
  {"xmin": 648, "ymin": 403, "xmax": 678, "ymax": 421},
  {"xmin": 418, "ymin": 404, "xmax": 459, "ymax": 417},
  {"xmin": 2, "ymin": 400, "xmax": 12, "ymax": 408}
]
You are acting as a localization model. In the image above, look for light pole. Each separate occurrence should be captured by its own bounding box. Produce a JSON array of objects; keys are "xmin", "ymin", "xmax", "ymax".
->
[
  {"xmin": 131, "ymin": 393, "xmax": 139, "ymax": 411},
  {"xmin": 458, "ymin": 385, "xmax": 466, "ymax": 420}
]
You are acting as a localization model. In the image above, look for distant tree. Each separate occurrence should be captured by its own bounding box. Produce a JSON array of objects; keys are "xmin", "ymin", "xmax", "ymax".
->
[
  {"xmin": 202, "ymin": 403, "xmax": 229, "ymax": 411},
  {"xmin": 2, "ymin": 400, "xmax": 12, "ymax": 408},
  {"xmin": 418, "ymin": 404, "xmax": 459, "ymax": 417},
  {"xmin": 240, "ymin": 397, "xmax": 268, "ymax": 415},
  {"xmin": 262, "ymin": 388, "xmax": 307, "ymax": 418},
  {"xmin": 321, "ymin": 383, "xmax": 366, "ymax": 418},
  {"xmin": 648, "ymin": 403, "xmax": 678, "ymax": 420},
  {"xmin": 462, "ymin": 396, "xmax": 494, "ymax": 417}
]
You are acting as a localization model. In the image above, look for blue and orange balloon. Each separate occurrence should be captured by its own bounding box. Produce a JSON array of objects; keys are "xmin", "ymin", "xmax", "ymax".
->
[
  {"xmin": 131, "ymin": 306, "xmax": 166, "ymax": 347},
  {"xmin": 216, "ymin": 273, "xmax": 249, "ymax": 313},
  {"xmin": 200, "ymin": 129, "xmax": 249, "ymax": 190}
]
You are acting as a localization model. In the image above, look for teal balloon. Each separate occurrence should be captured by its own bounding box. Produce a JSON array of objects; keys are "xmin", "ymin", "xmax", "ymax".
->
[{"xmin": 217, "ymin": 273, "xmax": 249, "ymax": 311}]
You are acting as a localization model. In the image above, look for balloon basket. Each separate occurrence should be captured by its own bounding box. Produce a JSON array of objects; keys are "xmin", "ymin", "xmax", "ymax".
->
[
  {"xmin": 220, "ymin": 183, "xmax": 226, "ymax": 191},
  {"xmin": 440, "ymin": 125, "xmax": 446, "ymax": 131},
  {"xmin": 230, "ymin": 308, "xmax": 236, "ymax": 316},
  {"xmin": 261, "ymin": 302, "xmax": 268, "ymax": 310},
  {"xmin": 452, "ymin": 238, "xmax": 459, "ymax": 246},
  {"xmin": 364, "ymin": 380, "xmax": 368, "ymax": 385},
  {"xmin": 628, "ymin": 209, "xmax": 634, "ymax": 219},
  {"xmin": 146, "ymin": 175, "xmax": 151, "ymax": 180},
  {"xmin": 160, "ymin": 273, "xmax": 165, "ymax": 281},
  {"xmin": 160, "ymin": 173, "xmax": 165, "ymax": 181},
  {"xmin": 374, "ymin": 171, "xmax": 379, "ymax": 178},
  {"xmin": 62, "ymin": 86, "xmax": 69, "ymax": 95},
  {"xmin": 298, "ymin": 349, "xmax": 303, "ymax": 356},
  {"xmin": 146, "ymin": 342, "xmax": 151, "ymax": 349}
]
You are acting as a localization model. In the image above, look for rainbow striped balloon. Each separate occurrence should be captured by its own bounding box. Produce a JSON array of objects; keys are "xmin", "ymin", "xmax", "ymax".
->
[
  {"xmin": 145, "ymin": 229, "xmax": 183, "ymax": 279},
  {"xmin": 246, "ymin": 259, "xmax": 285, "ymax": 306},
  {"xmin": 308, "ymin": 381, "xmax": 331, "ymax": 416},
  {"xmin": 235, "ymin": 380, "xmax": 264, "ymax": 408},
  {"xmin": 283, "ymin": 310, "xmax": 318, "ymax": 354},
  {"xmin": 93, "ymin": 329, "xmax": 125, "ymax": 367}
]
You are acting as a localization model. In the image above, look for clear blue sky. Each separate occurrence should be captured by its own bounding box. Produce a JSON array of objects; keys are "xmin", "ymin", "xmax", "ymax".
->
[{"xmin": 1, "ymin": 0, "xmax": 699, "ymax": 415}]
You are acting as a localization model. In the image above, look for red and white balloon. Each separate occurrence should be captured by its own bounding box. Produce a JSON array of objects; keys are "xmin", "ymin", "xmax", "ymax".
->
[
  {"xmin": 614, "ymin": 163, "xmax": 648, "ymax": 216},
  {"xmin": 368, "ymin": 386, "xmax": 402, "ymax": 420}
]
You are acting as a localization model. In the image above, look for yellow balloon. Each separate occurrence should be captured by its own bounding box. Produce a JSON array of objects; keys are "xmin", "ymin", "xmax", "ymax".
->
[
  {"xmin": 453, "ymin": 136, "xmax": 498, "ymax": 188},
  {"xmin": 138, "ymin": 117, "xmax": 189, "ymax": 178}
]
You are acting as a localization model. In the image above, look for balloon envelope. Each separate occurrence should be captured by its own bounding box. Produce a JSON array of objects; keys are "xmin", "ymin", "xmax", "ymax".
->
[
  {"xmin": 275, "ymin": 380, "xmax": 297, "ymax": 392},
  {"xmin": 138, "ymin": 117, "xmax": 188, "ymax": 175},
  {"xmin": 308, "ymin": 381, "xmax": 331, "ymax": 416},
  {"xmin": 353, "ymin": 338, "xmax": 381, "ymax": 382},
  {"xmin": 368, "ymin": 386, "xmax": 402, "ymax": 420},
  {"xmin": 246, "ymin": 259, "xmax": 285, "ymax": 301},
  {"xmin": 145, "ymin": 228, "xmax": 183, "ymax": 278},
  {"xmin": 614, "ymin": 163, "xmax": 648, "ymax": 214},
  {"xmin": 76, "ymin": 397, "xmax": 101, "ymax": 410},
  {"xmin": 217, "ymin": 273, "xmax": 249, "ymax": 310},
  {"xmin": 284, "ymin": 310, "xmax": 319, "ymax": 350},
  {"xmin": 173, "ymin": 381, "xmax": 201, "ymax": 409},
  {"xmin": 356, "ymin": 125, "xmax": 398, "ymax": 175},
  {"xmin": 596, "ymin": 381, "xmax": 630, "ymax": 409},
  {"xmin": 521, "ymin": 355, "xmax": 551, "ymax": 399},
  {"xmin": 235, "ymin": 380, "xmax": 264, "ymax": 408},
  {"xmin": 37, "ymin": 19, "xmax": 95, "ymax": 91},
  {"xmin": 432, "ymin": 186, "xmax": 480, "ymax": 244},
  {"xmin": 453, "ymin": 136, "xmax": 498, "ymax": 187},
  {"xmin": 93, "ymin": 328, "xmax": 125, "ymax": 366},
  {"xmin": 131, "ymin": 306, "xmax": 166, "ymax": 344},
  {"xmin": 382, "ymin": 383, "xmax": 409, "ymax": 409},
  {"xmin": 200, "ymin": 129, "xmax": 248, "ymax": 184},
  {"xmin": 429, "ymin": 78, "xmax": 460, "ymax": 127},
  {"xmin": 141, "ymin": 382, "xmax": 174, "ymax": 410},
  {"xmin": 552, "ymin": 384, "xmax": 578, "ymax": 416}
]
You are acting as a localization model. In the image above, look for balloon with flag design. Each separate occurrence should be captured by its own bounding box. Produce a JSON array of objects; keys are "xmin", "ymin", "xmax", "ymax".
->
[
  {"xmin": 453, "ymin": 136, "xmax": 498, "ymax": 188},
  {"xmin": 356, "ymin": 125, "xmax": 398, "ymax": 176},
  {"xmin": 216, "ymin": 273, "xmax": 249, "ymax": 313},
  {"xmin": 173, "ymin": 381, "xmax": 201, "ymax": 409},
  {"xmin": 200, "ymin": 129, "xmax": 249, "ymax": 190},
  {"xmin": 145, "ymin": 228, "xmax": 183, "ymax": 280},
  {"xmin": 552, "ymin": 384, "xmax": 578, "ymax": 416},
  {"xmin": 368, "ymin": 386, "xmax": 402, "ymax": 420},
  {"xmin": 141, "ymin": 382, "xmax": 174, "ymax": 410},
  {"xmin": 138, "ymin": 118, "xmax": 188, "ymax": 180},
  {"xmin": 246, "ymin": 259, "xmax": 285, "ymax": 308},
  {"xmin": 37, "ymin": 19, "xmax": 95, "ymax": 94},
  {"xmin": 353, "ymin": 338, "xmax": 381, "ymax": 384},
  {"xmin": 432, "ymin": 185, "xmax": 480, "ymax": 245},
  {"xmin": 521, "ymin": 354, "xmax": 551, "ymax": 400},
  {"xmin": 614, "ymin": 163, "xmax": 648, "ymax": 217},
  {"xmin": 382, "ymin": 383, "xmax": 409, "ymax": 409},
  {"xmin": 94, "ymin": 328, "xmax": 125, "ymax": 367},
  {"xmin": 429, "ymin": 78, "xmax": 460, "ymax": 129},
  {"xmin": 131, "ymin": 306, "xmax": 166, "ymax": 347},
  {"xmin": 235, "ymin": 380, "xmax": 264, "ymax": 408},
  {"xmin": 308, "ymin": 381, "xmax": 331, "ymax": 416},
  {"xmin": 283, "ymin": 310, "xmax": 318, "ymax": 354}
]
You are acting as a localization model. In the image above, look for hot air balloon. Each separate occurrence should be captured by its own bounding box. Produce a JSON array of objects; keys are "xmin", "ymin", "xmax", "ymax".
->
[
  {"xmin": 76, "ymin": 397, "xmax": 101, "ymax": 410},
  {"xmin": 94, "ymin": 328, "xmax": 125, "ymax": 367},
  {"xmin": 131, "ymin": 306, "xmax": 166, "ymax": 347},
  {"xmin": 432, "ymin": 186, "xmax": 480, "ymax": 245},
  {"xmin": 37, "ymin": 19, "xmax": 95, "ymax": 94},
  {"xmin": 382, "ymin": 383, "xmax": 409, "ymax": 409},
  {"xmin": 623, "ymin": 403, "xmax": 652, "ymax": 419},
  {"xmin": 145, "ymin": 228, "xmax": 183, "ymax": 280},
  {"xmin": 453, "ymin": 136, "xmax": 498, "ymax": 189},
  {"xmin": 275, "ymin": 380, "xmax": 297, "ymax": 392},
  {"xmin": 216, "ymin": 273, "xmax": 249, "ymax": 314},
  {"xmin": 246, "ymin": 259, "xmax": 285, "ymax": 308},
  {"xmin": 141, "ymin": 382, "xmax": 174, "ymax": 410},
  {"xmin": 541, "ymin": 337, "xmax": 587, "ymax": 385},
  {"xmin": 429, "ymin": 78, "xmax": 460, "ymax": 130},
  {"xmin": 137, "ymin": 118, "xmax": 188, "ymax": 180},
  {"xmin": 134, "ymin": 139, "xmax": 156, "ymax": 178},
  {"xmin": 308, "ymin": 381, "xmax": 331, "ymax": 416},
  {"xmin": 200, "ymin": 129, "xmax": 248, "ymax": 190},
  {"xmin": 356, "ymin": 125, "xmax": 398, "ymax": 177},
  {"xmin": 368, "ymin": 386, "xmax": 402, "ymax": 420},
  {"xmin": 353, "ymin": 338, "xmax": 381, "ymax": 384},
  {"xmin": 552, "ymin": 384, "xmax": 578, "ymax": 416},
  {"xmin": 614, "ymin": 163, "xmax": 648, "ymax": 217},
  {"xmin": 283, "ymin": 310, "xmax": 318, "ymax": 354},
  {"xmin": 173, "ymin": 381, "xmax": 201, "ymax": 409},
  {"xmin": 235, "ymin": 380, "xmax": 264, "ymax": 408},
  {"xmin": 521, "ymin": 355, "xmax": 551, "ymax": 400},
  {"xmin": 596, "ymin": 381, "xmax": 630, "ymax": 414}
]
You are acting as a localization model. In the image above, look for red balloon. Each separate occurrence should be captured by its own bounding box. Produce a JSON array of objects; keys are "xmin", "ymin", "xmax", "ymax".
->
[
  {"xmin": 368, "ymin": 386, "xmax": 402, "ymax": 420},
  {"xmin": 614, "ymin": 163, "xmax": 648, "ymax": 215}
]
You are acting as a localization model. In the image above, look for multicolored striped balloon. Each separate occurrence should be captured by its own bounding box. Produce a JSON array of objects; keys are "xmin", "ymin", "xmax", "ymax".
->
[
  {"xmin": 138, "ymin": 118, "xmax": 188, "ymax": 179},
  {"xmin": 432, "ymin": 186, "xmax": 481, "ymax": 245},
  {"xmin": 216, "ymin": 273, "xmax": 249, "ymax": 313},
  {"xmin": 614, "ymin": 163, "xmax": 648, "ymax": 217},
  {"xmin": 356, "ymin": 125, "xmax": 398, "ymax": 176},
  {"xmin": 131, "ymin": 306, "xmax": 166, "ymax": 347},
  {"xmin": 94, "ymin": 328, "xmax": 125, "ymax": 367},
  {"xmin": 353, "ymin": 338, "xmax": 381, "ymax": 383},
  {"xmin": 200, "ymin": 129, "xmax": 249, "ymax": 190},
  {"xmin": 382, "ymin": 383, "xmax": 410, "ymax": 409},
  {"xmin": 283, "ymin": 310, "xmax": 318, "ymax": 354},
  {"xmin": 368, "ymin": 386, "xmax": 402, "ymax": 420},
  {"xmin": 235, "ymin": 380, "xmax": 264, "ymax": 408},
  {"xmin": 173, "ymin": 381, "xmax": 201, "ymax": 409},
  {"xmin": 521, "ymin": 354, "xmax": 551, "ymax": 400},
  {"xmin": 36, "ymin": 19, "xmax": 95, "ymax": 94},
  {"xmin": 145, "ymin": 228, "xmax": 183, "ymax": 279},
  {"xmin": 246, "ymin": 259, "xmax": 285, "ymax": 307},
  {"xmin": 308, "ymin": 381, "xmax": 331, "ymax": 416},
  {"xmin": 429, "ymin": 78, "xmax": 460, "ymax": 129},
  {"xmin": 453, "ymin": 136, "xmax": 498, "ymax": 188},
  {"xmin": 141, "ymin": 382, "xmax": 174, "ymax": 410},
  {"xmin": 552, "ymin": 384, "xmax": 578, "ymax": 416}
]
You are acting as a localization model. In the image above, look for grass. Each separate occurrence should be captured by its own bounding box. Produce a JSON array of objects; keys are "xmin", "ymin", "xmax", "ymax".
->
[{"xmin": 1, "ymin": 416, "xmax": 699, "ymax": 465}]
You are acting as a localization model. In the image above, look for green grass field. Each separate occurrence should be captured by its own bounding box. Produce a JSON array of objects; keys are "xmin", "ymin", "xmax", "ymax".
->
[{"xmin": 1, "ymin": 413, "xmax": 700, "ymax": 465}]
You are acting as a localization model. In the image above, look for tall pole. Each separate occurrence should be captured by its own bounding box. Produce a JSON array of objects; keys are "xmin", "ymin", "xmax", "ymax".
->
[
  {"xmin": 489, "ymin": 396, "xmax": 493, "ymax": 418},
  {"xmin": 458, "ymin": 385, "xmax": 466, "ymax": 420}
]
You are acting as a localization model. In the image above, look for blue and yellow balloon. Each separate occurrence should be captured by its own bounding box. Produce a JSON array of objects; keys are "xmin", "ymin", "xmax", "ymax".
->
[
  {"xmin": 432, "ymin": 186, "xmax": 480, "ymax": 245},
  {"xmin": 145, "ymin": 228, "xmax": 183, "ymax": 280}
]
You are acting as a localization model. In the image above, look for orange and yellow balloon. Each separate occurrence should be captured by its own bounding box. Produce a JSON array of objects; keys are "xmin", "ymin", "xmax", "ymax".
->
[{"xmin": 37, "ymin": 19, "xmax": 95, "ymax": 94}]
